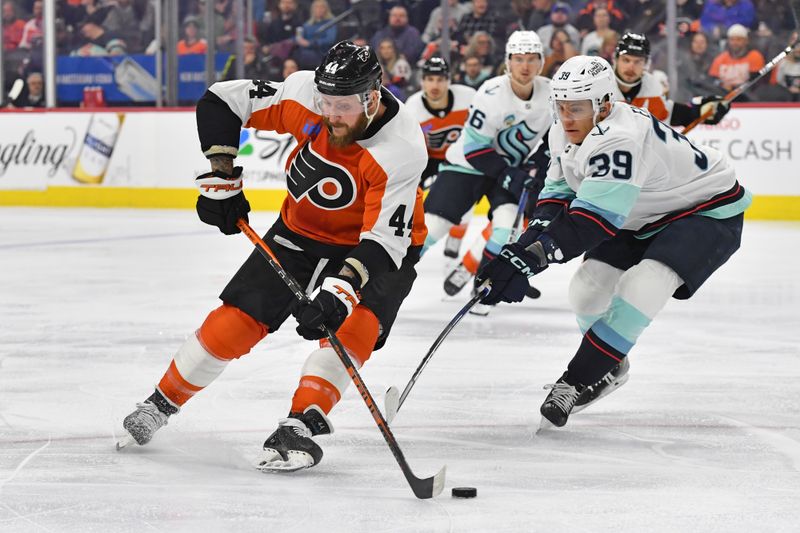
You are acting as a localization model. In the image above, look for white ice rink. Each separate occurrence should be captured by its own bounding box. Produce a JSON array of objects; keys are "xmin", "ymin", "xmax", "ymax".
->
[{"xmin": 1, "ymin": 207, "xmax": 798, "ymax": 532}]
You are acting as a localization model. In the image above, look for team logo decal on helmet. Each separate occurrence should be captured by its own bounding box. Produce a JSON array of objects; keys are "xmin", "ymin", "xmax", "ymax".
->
[
  {"xmin": 550, "ymin": 56, "xmax": 616, "ymax": 124},
  {"xmin": 315, "ymin": 40, "xmax": 382, "ymax": 96},
  {"xmin": 287, "ymin": 144, "xmax": 357, "ymax": 210}
]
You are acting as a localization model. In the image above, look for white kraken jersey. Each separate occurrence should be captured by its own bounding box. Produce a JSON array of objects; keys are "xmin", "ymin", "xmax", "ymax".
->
[
  {"xmin": 444, "ymin": 74, "xmax": 553, "ymax": 173},
  {"xmin": 544, "ymin": 102, "xmax": 751, "ymax": 232},
  {"xmin": 404, "ymin": 84, "xmax": 476, "ymax": 160},
  {"xmin": 611, "ymin": 70, "xmax": 673, "ymax": 123}
]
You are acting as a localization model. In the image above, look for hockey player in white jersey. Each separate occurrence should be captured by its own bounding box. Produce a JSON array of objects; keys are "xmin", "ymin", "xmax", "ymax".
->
[
  {"xmin": 612, "ymin": 32, "xmax": 729, "ymax": 128},
  {"xmin": 477, "ymin": 55, "xmax": 751, "ymax": 428},
  {"xmin": 405, "ymin": 57, "xmax": 476, "ymax": 259},
  {"xmin": 422, "ymin": 30, "xmax": 553, "ymax": 310}
]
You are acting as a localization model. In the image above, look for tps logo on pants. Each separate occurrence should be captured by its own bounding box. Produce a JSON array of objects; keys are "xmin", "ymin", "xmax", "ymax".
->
[{"xmin": 287, "ymin": 143, "xmax": 357, "ymax": 210}]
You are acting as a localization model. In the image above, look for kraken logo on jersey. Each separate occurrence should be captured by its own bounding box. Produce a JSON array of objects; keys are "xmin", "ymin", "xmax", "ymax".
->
[
  {"xmin": 426, "ymin": 125, "xmax": 464, "ymax": 150},
  {"xmin": 287, "ymin": 143, "xmax": 357, "ymax": 210},
  {"xmin": 497, "ymin": 122, "xmax": 538, "ymax": 167}
]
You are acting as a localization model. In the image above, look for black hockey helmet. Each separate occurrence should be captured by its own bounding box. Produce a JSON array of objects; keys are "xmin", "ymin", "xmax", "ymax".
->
[
  {"xmin": 314, "ymin": 40, "xmax": 382, "ymax": 96},
  {"xmin": 615, "ymin": 32, "xmax": 650, "ymax": 59},
  {"xmin": 422, "ymin": 56, "xmax": 450, "ymax": 77}
]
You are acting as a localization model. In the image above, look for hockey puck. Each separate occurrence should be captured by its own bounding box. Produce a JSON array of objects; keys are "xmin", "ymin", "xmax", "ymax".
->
[{"xmin": 451, "ymin": 487, "xmax": 477, "ymax": 498}]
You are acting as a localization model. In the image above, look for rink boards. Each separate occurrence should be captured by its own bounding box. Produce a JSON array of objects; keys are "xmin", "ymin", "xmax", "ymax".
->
[{"xmin": 0, "ymin": 103, "xmax": 798, "ymax": 220}]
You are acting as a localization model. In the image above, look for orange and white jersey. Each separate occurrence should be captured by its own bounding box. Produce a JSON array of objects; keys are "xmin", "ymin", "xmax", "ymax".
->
[
  {"xmin": 202, "ymin": 71, "xmax": 428, "ymax": 268},
  {"xmin": 404, "ymin": 84, "xmax": 476, "ymax": 160},
  {"xmin": 612, "ymin": 70, "xmax": 673, "ymax": 122}
]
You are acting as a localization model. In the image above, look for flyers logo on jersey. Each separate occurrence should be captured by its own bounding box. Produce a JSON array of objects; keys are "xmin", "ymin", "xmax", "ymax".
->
[
  {"xmin": 287, "ymin": 143, "xmax": 357, "ymax": 210},
  {"xmin": 426, "ymin": 125, "xmax": 463, "ymax": 149}
]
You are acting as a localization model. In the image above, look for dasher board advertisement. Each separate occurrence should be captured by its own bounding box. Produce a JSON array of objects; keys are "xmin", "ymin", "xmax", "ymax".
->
[
  {"xmin": 0, "ymin": 111, "xmax": 295, "ymax": 191},
  {"xmin": 0, "ymin": 106, "xmax": 796, "ymax": 195}
]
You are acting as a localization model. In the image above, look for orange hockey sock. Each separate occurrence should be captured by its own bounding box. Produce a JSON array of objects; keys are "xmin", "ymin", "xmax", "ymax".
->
[
  {"xmin": 158, "ymin": 304, "xmax": 268, "ymax": 406},
  {"xmin": 290, "ymin": 306, "xmax": 380, "ymax": 414}
]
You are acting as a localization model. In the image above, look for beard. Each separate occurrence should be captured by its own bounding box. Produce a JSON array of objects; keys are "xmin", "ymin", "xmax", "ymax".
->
[{"xmin": 324, "ymin": 113, "xmax": 369, "ymax": 148}]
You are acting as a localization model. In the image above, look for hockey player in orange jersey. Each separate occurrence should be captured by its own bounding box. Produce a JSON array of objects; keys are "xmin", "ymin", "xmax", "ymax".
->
[
  {"xmin": 612, "ymin": 32, "xmax": 730, "ymax": 127},
  {"xmin": 118, "ymin": 41, "xmax": 428, "ymax": 472}
]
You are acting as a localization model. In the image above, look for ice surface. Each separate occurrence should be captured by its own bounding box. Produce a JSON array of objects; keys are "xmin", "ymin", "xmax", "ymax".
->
[{"xmin": 1, "ymin": 208, "xmax": 798, "ymax": 532}]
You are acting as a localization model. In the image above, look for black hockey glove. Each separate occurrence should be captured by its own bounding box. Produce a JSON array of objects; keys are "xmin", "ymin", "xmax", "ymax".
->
[
  {"xmin": 694, "ymin": 95, "xmax": 730, "ymax": 125},
  {"xmin": 294, "ymin": 274, "xmax": 362, "ymax": 340},
  {"xmin": 477, "ymin": 235, "xmax": 561, "ymax": 305},
  {"xmin": 499, "ymin": 167, "xmax": 535, "ymax": 201},
  {"xmin": 195, "ymin": 166, "xmax": 250, "ymax": 235}
]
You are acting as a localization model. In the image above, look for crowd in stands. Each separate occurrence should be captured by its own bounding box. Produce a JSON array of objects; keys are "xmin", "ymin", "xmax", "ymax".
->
[{"xmin": 3, "ymin": 0, "xmax": 800, "ymax": 107}]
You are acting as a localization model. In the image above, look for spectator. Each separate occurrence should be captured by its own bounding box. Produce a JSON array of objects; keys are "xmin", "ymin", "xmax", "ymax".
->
[
  {"xmin": 772, "ymin": 41, "xmax": 800, "ymax": 101},
  {"xmin": 675, "ymin": 31, "xmax": 720, "ymax": 100},
  {"xmin": 506, "ymin": 0, "xmax": 534, "ymax": 35},
  {"xmin": 71, "ymin": 10, "xmax": 127, "ymax": 56},
  {"xmin": 454, "ymin": 54, "xmax": 492, "ymax": 90},
  {"xmin": 422, "ymin": 0, "xmax": 471, "ymax": 44},
  {"xmin": 8, "ymin": 71, "xmax": 44, "ymax": 108},
  {"xmin": 214, "ymin": 0, "xmax": 237, "ymax": 52},
  {"xmin": 708, "ymin": 23, "xmax": 765, "ymax": 93},
  {"xmin": 2, "ymin": 1, "xmax": 26, "ymax": 50},
  {"xmin": 576, "ymin": 1, "xmax": 627, "ymax": 33},
  {"xmin": 293, "ymin": 0, "xmax": 337, "ymax": 69},
  {"xmin": 453, "ymin": 0, "xmax": 500, "ymax": 46},
  {"xmin": 103, "ymin": 0, "xmax": 143, "ymax": 53},
  {"xmin": 460, "ymin": 30, "xmax": 497, "ymax": 70},
  {"xmin": 258, "ymin": 0, "xmax": 302, "ymax": 46},
  {"xmin": 598, "ymin": 31, "xmax": 618, "ymax": 63},
  {"xmin": 281, "ymin": 57, "xmax": 299, "ymax": 80},
  {"xmin": 527, "ymin": 0, "xmax": 554, "ymax": 31},
  {"xmin": 18, "ymin": 0, "xmax": 42, "ymax": 49},
  {"xmin": 177, "ymin": 16, "xmax": 207, "ymax": 55},
  {"xmin": 542, "ymin": 28, "xmax": 577, "ymax": 78},
  {"xmin": 225, "ymin": 37, "xmax": 274, "ymax": 80},
  {"xmin": 371, "ymin": 6, "xmax": 425, "ymax": 63},
  {"xmin": 377, "ymin": 37, "xmax": 412, "ymax": 100},
  {"xmin": 677, "ymin": 0, "xmax": 705, "ymax": 20},
  {"xmin": 700, "ymin": 0, "xmax": 757, "ymax": 39},
  {"xmin": 580, "ymin": 7, "xmax": 614, "ymax": 56},
  {"xmin": 537, "ymin": 2, "xmax": 580, "ymax": 55}
]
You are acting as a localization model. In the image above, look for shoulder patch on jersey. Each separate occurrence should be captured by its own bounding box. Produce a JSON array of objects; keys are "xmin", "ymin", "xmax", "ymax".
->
[
  {"xmin": 591, "ymin": 125, "xmax": 609, "ymax": 136},
  {"xmin": 485, "ymin": 84, "xmax": 501, "ymax": 95},
  {"xmin": 287, "ymin": 143, "xmax": 357, "ymax": 210}
]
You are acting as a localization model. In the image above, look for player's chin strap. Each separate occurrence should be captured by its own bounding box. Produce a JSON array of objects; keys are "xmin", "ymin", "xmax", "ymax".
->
[
  {"xmin": 362, "ymin": 90, "xmax": 380, "ymax": 129},
  {"xmin": 614, "ymin": 72, "xmax": 642, "ymax": 91}
]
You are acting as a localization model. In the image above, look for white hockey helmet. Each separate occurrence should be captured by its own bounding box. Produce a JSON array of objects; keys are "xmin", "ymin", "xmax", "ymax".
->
[
  {"xmin": 550, "ymin": 55, "xmax": 616, "ymax": 124},
  {"xmin": 505, "ymin": 30, "xmax": 545, "ymax": 76}
]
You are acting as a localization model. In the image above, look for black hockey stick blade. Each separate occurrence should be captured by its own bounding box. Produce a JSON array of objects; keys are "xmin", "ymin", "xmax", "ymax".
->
[{"xmin": 237, "ymin": 219, "xmax": 446, "ymax": 499}]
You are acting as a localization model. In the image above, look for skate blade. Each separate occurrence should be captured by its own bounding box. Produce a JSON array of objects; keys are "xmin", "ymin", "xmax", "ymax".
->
[
  {"xmin": 116, "ymin": 434, "xmax": 137, "ymax": 451},
  {"xmin": 536, "ymin": 417, "xmax": 555, "ymax": 435},
  {"xmin": 384, "ymin": 386, "xmax": 400, "ymax": 424},
  {"xmin": 254, "ymin": 450, "xmax": 314, "ymax": 473},
  {"xmin": 572, "ymin": 374, "xmax": 630, "ymax": 414}
]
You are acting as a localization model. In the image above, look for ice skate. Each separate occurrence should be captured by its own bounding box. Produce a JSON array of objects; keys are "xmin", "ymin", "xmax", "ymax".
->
[
  {"xmin": 443, "ymin": 234, "xmax": 461, "ymax": 259},
  {"xmin": 255, "ymin": 405, "xmax": 332, "ymax": 473},
  {"xmin": 572, "ymin": 358, "xmax": 630, "ymax": 414},
  {"xmin": 539, "ymin": 373, "xmax": 586, "ymax": 428},
  {"xmin": 118, "ymin": 399, "xmax": 174, "ymax": 449},
  {"xmin": 443, "ymin": 263, "xmax": 473, "ymax": 296}
]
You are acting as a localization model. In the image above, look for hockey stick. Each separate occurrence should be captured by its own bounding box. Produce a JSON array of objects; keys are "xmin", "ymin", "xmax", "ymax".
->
[
  {"xmin": 236, "ymin": 219, "xmax": 445, "ymax": 499},
  {"xmin": 384, "ymin": 279, "xmax": 491, "ymax": 424},
  {"xmin": 683, "ymin": 31, "xmax": 800, "ymax": 133},
  {"xmin": 384, "ymin": 185, "xmax": 535, "ymax": 422},
  {"xmin": 389, "ymin": 183, "xmax": 537, "ymax": 419}
]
